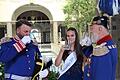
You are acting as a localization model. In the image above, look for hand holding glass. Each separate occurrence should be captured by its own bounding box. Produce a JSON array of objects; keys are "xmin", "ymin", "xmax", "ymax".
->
[{"xmin": 64, "ymin": 40, "xmax": 71, "ymax": 50}]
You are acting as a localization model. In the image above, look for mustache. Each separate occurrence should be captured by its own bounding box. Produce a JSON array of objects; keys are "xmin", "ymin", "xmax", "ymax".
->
[{"xmin": 90, "ymin": 33, "xmax": 99, "ymax": 43}]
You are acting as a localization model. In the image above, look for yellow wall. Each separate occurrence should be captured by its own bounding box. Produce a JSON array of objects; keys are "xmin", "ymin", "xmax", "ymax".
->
[{"xmin": 0, "ymin": 0, "xmax": 66, "ymax": 22}]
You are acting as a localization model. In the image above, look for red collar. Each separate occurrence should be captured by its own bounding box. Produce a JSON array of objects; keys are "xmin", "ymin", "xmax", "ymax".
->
[{"xmin": 97, "ymin": 35, "xmax": 112, "ymax": 45}]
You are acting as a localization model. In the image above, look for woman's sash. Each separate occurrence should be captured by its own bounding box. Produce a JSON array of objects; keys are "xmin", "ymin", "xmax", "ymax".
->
[{"xmin": 59, "ymin": 51, "xmax": 77, "ymax": 78}]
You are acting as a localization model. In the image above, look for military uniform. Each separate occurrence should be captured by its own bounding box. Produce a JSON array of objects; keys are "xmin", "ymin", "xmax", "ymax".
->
[
  {"xmin": 84, "ymin": 35, "xmax": 118, "ymax": 80},
  {"xmin": 0, "ymin": 35, "xmax": 41, "ymax": 80}
]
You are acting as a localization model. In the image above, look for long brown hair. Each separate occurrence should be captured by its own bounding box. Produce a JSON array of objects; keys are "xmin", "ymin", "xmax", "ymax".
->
[{"xmin": 63, "ymin": 27, "xmax": 83, "ymax": 61}]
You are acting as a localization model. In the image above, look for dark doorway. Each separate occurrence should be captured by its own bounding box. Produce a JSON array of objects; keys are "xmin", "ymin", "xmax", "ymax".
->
[
  {"xmin": 17, "ymin": 10, "xmax": 51, "ymax": 44},
  {"xmin": 0, "ymin": 27, "xmax": 5, "ymax": 39}
]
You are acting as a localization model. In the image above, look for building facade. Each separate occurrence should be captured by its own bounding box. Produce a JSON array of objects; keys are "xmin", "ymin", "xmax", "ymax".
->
[{"xmin": 0, "ymin": 0, "xmax": 67, "ymax": 58}]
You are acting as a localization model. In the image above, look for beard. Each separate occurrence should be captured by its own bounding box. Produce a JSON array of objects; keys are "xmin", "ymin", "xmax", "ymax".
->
[
  {"xmin": 17, "ymin": 33, "xmax": 24, "ymax": 39},
  {"xmin": 90, "ymin": 33, "xmax": 99, "ymax": 43}
]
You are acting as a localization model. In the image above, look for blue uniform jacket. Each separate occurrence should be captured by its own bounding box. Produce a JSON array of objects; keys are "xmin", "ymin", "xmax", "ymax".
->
[
  {"xmin": 84, "ymin": 35, "xmax": 118, "ymax": 80},
  {"xmin": 0, "ymin": 36, "xmax": 41, "ymax": 77}
]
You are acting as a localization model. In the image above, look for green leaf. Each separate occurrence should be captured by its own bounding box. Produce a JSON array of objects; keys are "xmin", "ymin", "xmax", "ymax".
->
[{"xmin": 63, "ymin": 0, "xmax": 96, "ymax": 31}]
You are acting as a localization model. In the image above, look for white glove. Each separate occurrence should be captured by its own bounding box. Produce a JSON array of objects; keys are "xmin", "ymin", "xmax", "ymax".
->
[
  {"xmin": 80, "ymin": 35, "xmax": 92, "ymax": 46},
  {"xmin": 21, "ymin": 36, "xmax": 31, "ymax": 45},
  {"xmin": 39, "ymin": 69, "xmax": 49, "ymax": 78}
]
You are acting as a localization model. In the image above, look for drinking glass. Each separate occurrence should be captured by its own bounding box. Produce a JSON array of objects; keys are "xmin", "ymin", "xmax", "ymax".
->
[{"xmin": 64, "ymin": 40, "xmax": 71, "ymax": 53}]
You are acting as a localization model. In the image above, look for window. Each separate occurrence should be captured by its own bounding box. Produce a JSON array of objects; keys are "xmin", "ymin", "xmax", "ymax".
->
[{"xmin": 112, "ymin": 26, "xmax": 116, "ymax": 30}]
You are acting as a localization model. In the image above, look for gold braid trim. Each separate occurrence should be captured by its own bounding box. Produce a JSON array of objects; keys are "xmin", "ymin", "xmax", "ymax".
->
[{"xmin": 32, "ymin": 60, "xmax": 44, "ymax": 80}]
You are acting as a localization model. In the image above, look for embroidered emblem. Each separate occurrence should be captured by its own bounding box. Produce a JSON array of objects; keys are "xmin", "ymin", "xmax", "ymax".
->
[
  {"xmin": 108, "ymin": 45, "xmax": 116, "ymax": 49},
  {"xmin": 93, "ymin": 46, "xmax": 109, "ymax": 56}
]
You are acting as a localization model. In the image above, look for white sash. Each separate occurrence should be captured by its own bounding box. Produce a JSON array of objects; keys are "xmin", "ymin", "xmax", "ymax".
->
[{"xmin": 59, "ymin": 51, "xmax": 77, "ymax": 78}]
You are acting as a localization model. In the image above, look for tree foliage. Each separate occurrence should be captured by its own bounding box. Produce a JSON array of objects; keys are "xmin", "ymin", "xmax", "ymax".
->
[{"xmin": 63, "ymin": 0, "xmax": 96, "ymax": 31}]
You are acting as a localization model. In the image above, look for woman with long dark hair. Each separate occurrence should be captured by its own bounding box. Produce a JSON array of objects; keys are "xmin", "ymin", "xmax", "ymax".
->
[{"xmin": 55, "ymin": 27, "xmax": 83, "ymax": 80}]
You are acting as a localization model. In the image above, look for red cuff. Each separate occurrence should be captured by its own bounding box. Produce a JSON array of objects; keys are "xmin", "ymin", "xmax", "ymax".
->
[{"xmin": 13, "ymin": 40, "xmax": 26, "ymax": 52}]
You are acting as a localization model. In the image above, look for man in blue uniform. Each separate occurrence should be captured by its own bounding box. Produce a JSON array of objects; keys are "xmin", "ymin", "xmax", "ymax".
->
[
  {"xmin": 84, "ymin": 16, "xmax": 118, "ymax": 80},
  {"xmin": 0, "ymin": 19, "xmax": 42, "ymax": 80}
]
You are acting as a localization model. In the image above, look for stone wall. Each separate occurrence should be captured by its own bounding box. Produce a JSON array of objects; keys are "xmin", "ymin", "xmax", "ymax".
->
[{"xmin": 111, "ymin": 14, "xmax": 120, "ymax": 79}]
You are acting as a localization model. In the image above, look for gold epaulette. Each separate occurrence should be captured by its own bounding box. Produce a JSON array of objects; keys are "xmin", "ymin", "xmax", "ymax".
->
[
  {"xmin": 0, "ymin": 37, "xmax": 12, "ymax": 44},
  {"xmin": 93, "ymin": 43, "xmax": 109, "ymax": 56}
]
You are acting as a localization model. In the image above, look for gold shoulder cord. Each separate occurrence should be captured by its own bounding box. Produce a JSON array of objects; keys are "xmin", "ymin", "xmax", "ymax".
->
[{"xmin": 32, "ymin": 60, "xmax": 44, "ymax": 80}]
